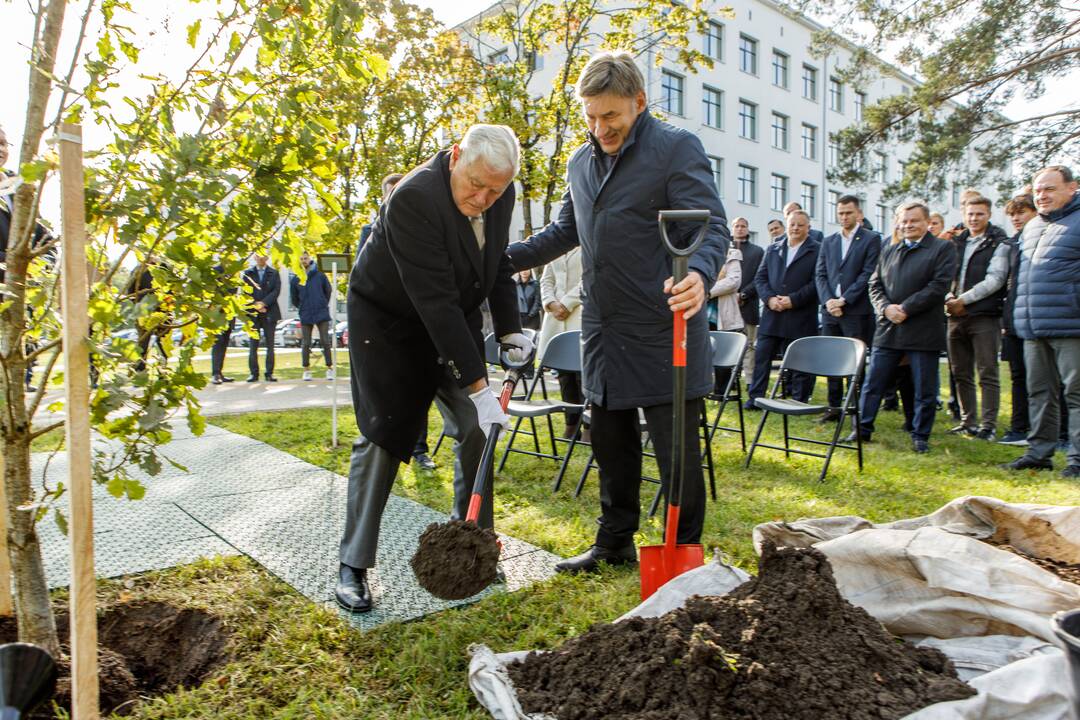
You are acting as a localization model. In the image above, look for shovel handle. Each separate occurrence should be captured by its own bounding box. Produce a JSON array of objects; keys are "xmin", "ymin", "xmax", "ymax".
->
[{"xmin": 464, "ymin": 377, "xmax": 515, "ymax": 523}]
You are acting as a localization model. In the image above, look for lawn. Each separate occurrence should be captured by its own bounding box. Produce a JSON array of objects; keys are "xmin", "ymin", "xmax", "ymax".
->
[{"xmin": 36, "ymin": 368, "xmax": 1080, "ymax": 718}]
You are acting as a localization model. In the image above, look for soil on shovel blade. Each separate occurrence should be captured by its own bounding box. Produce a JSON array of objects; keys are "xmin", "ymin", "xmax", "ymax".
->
[
  {"xmin": 982, "ymin": 538, "xmax": 1080, "ymax": 585},
  {"xmin": 411, "ymin": 519, "xmax": 500, "ymax": 600},
  {"xmin": 0, "ymin": 599, "xmax": 230, "ymax": 717},
  {"xmin": 508, "ymin": 542, "xmax": 975, "ymax": 720}
]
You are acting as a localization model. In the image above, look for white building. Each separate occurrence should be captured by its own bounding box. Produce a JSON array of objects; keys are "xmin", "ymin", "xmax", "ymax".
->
[{"xmin": 457, "ymin": 0, "xmax": 1007, "ymax": 245}]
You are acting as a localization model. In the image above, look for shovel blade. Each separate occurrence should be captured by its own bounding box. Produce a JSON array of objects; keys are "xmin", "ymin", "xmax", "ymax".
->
[{"xmin": 639, "ymin": 542, "xmax": 705, "ymax": 600}]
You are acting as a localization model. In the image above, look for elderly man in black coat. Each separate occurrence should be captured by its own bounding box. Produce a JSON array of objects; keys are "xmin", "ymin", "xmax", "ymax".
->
[
  {"xmin": 746, "ymin": 210, "xmax": 821, "ymax": 405},
  {"xmin": 848, "ymin": 201, "xmax": 957, "ymax": 453},
  {"xmin": 507, "ymin": 51, "xmax": 728, "ymax": 574},
  {"xmin": 335, "ymin": 124, "xmax": 532, "ymax": 612}
]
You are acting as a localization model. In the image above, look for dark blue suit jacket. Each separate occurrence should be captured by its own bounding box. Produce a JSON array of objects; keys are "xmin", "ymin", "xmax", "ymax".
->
[
  {"xmin": 815, "ymin": 226, "xmax": 883, "ymax": 316},
  {"xmin": 754, "ymin": 236, "xmax": 821, "ymax": 339}
]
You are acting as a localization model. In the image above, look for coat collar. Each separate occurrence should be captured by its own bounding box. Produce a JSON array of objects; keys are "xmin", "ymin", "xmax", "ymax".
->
[
  {"xmin": 1042, "ymin": 192, "xmax": 1080, "ymax": 223},
  {"xmin": 436, "ymin": 150, "xmax": 486, "ymax": 280}
]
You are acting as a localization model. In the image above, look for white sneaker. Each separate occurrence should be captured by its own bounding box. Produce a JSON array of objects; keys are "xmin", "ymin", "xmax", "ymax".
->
[
  {"xmin": 326, "ymin": 368, "xmax": 335, "ymax": 380},
  {"xmin": 302, "ymin": 370, "xmax": 313, "ymax": 381}
]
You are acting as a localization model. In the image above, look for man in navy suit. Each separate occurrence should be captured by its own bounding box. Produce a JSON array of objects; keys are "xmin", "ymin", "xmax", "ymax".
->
[
  {"xmin": 815, "ymin": 194, "xmax": 882, "ymax": 421},
  {"xmin": 747, "ymin": 210, "xmax": 821, "ymax": 405},
  {"xmin": 242, "ymin": 254, "xmax": 282, "ymax": 382}
]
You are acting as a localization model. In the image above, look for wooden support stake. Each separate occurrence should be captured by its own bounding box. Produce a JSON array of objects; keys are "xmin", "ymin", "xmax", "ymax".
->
[{"xmin": 59, "ymin": 123, "xmax": 99, "ymax": 719}]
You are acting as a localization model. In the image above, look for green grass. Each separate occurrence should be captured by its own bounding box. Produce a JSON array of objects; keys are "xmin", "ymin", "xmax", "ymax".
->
[{"xmin": 43, "ymin": 366, "xmax": 1080, "ymax": 718}]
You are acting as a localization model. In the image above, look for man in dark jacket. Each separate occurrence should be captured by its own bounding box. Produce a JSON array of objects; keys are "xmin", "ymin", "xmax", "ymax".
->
[
  {"xmin": 336, "ymin": 124, "xmax": 532, "ymax": 612},
  {"xmin": 1001, "ymin": 166, "xmax": 1080, "ymax": 477},
  {"xmin": 242, "ymin": 255, "xmax": 282, "ymax": 381},
  {"xmin": 815, "ymin": 194, "xmax": 881, "ymax": 421},
  {"xmin": 290, "ymin": 251, "xmax": 335, "ymax": 381},
  {"xmin": 747, "ymin": 210, "xmax": 821, "ymax": 404},
  {"xmin": 506, "ymin": 51, "xmax": 728, "ymax": 574},
  {"xmin": 998, "ymin": 193, "xmax": 1038, "ymax": 445},
  {"xmin": 849, "ymin": 201, "xmax": 957, "ymax": 453},
  {"xmin": 210, "ymin": 262, "xmax": 237, "ymax": 385},
  {"xmin": 944, "ymin": 196, "xmax": 1010, "ymax": 440},
  {"xmin": 733, "ymin": 217, "xmax": 764, "ymax": 381}
]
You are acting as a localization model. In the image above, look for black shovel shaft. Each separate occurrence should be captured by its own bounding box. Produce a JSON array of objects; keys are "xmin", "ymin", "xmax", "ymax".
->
[{"xmin": 465, "ymin": 377, "xmax": 515, "ymax": 523}]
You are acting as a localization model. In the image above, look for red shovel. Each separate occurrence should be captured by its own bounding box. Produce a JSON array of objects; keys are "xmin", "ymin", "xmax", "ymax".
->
[{"xmin": 640, "ymin": 209, "xmax": 710, "ymax": 600}]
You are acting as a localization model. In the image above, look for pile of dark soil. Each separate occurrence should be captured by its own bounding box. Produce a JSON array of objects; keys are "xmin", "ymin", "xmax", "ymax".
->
[
  {"xmin": 0, "ymin": 600, "xmax": 230, "ymax": 717},
  {"xmin": 411, "ymin": 519, "xmax": 500, "ymax": 600},
  {"xmin": 508, "ymin": 542, "xmax": 975, "ymax": 720},
  {"xmin": 982, "ymin": 538, "xmax": 1080, "ymax": 585}
]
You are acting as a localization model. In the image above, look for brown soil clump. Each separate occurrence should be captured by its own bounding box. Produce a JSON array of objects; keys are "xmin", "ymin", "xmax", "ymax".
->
[
  {"xmin": 508, "ymin": 543, "xmax": 975, "ymax": 720},
  {"xmin": 411, "ymin": 519, "xmax": 500, "ymax": 600},
  {"xmin": 1, "ymin": 600, "xmax": 230, "ymax": 717},
  {"xmin": 982, "ymin": 538, "xmax": 1080, "ymax": 585}
]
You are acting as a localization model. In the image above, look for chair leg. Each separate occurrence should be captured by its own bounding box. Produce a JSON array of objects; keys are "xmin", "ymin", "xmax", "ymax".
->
[
  {"xmin": 529, "ymin": 417, "xmax": 541, "ymax": 454},
  {"xmin": 782, "ymin": 414, "xmax": 791, "ymax": 459},
  {"xmin": 735, "ymin": 379, "xmax": 747, "ymax": 453},
  {"xmin": 648, "ymin": 483, "xmax": 664, "ymax": 518},
  {"xmin": 546, "ymin": 413, "xmax": 559, "ymax": 461},
  {"xmin": 819, "ymin": 409, "xmax": 847, "ymax": 482},
  {"xmin": 855, "ymin": 405, "xmax": 864, "ymax": 470},
  {"xmin": 745, "ymin": 410, "xmax": 770, "ymax": 468},
  {"xmin": 552, "ymin": 428, "xmax": 579, "ymax": 493},
  {"xmin": 574, "ymin": 452, "xmax": 595, "ymax": 497},
  {"xmin": 497, "ymin": 416, "xmax": 525, "ymax": 472},
  {"xmin": 432, "ymin": 430, "xmax": 446, "ymax": 456},
  {"xmin": 701, "ymin": 405, "xmax": 716, "ymax": 501}
]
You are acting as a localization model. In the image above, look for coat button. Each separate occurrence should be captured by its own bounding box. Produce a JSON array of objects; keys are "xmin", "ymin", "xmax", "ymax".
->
[{"xmin": 474, "ymin": 281, "xmax": 481, "ymax": 289}]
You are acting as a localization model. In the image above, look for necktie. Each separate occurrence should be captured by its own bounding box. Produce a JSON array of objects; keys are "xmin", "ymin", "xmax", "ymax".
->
[{"xmin": 471, "ymin": 215, "xmax": 485, "ymax": 252}]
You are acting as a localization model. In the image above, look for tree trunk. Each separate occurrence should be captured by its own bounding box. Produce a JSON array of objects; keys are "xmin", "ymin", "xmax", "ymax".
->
[{"xmin": 0, "ymin": 0, "xmax": 68, "ymax": 657}]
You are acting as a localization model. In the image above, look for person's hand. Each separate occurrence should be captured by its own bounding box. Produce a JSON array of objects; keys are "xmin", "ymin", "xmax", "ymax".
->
[
  {"xmin": 546, "ymin": 300, "xmax": 569, "ymax": 321},
  {"xmin": 767, "ymin": 296, "xmax": 784, "ymax": 312},
  {"xmin": 469, "ymin": 386, "xmax": 510, "ymax": 437},
  {"xmin": 663, "ymin": 271, "xmax": 706, "ymax": 319},
  {"xmin": 945, "ymin": 298, "xmax": 966, "ymax": 317},
  {"xmin": 255, "ymin": 301, "xmax": 266, "ymax": 313},
  {"xmin": 499, "ymin": 332, "xmax": 535, "ymax": 365},
  {"xmin": 884, "ymin": 304, "xmax": 908, "ymax": 324}
]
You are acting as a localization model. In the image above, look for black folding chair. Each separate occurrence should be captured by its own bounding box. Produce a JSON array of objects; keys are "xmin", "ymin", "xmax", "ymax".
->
[
  {"xmin": 706, "ymin": 331, "xmax": 748, "ymax": 451},
  {"xmin": 745, "ymin": 335, "xmax": 866, "ymax": 481},
  {"xmin": 497, "ymin": 331, "xmax": 586, "ymax": 489}
]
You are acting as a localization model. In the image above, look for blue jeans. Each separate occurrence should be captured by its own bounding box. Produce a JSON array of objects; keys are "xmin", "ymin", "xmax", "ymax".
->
[{"xmin": 859, "ymin": 347, "xmax": 940, "ymax": 441}]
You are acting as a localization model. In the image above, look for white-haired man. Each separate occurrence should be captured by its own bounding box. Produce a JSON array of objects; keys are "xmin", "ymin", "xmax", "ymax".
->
[{"xmin": 335, "ymin": 125, "xmax": 533, "ymax": 612}]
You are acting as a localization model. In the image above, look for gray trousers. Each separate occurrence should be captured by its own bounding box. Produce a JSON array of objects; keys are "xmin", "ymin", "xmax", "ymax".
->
[
  {"xmin": 947, "ymin": 315, "xmax": 1002, "ymax": 432},
  {"xmin": 339, "ymin": 371, "xmax": 489, "ymax": 569},
  {"xmin": 1024, "ymin": 337, "xmax": 1080, "ymax": 465},
  {"xmin": 743, "ymin": 324, "xmax": 757, "ymax": 381},
  {"xmin": 301, "ymin": 320, "xmax": 333, "ymax": 368}
]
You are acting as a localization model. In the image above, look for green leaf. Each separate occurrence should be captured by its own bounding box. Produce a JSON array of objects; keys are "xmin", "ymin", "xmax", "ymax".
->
[
  {"xmin": 106, "ymin": 475, "xmax": 125, "ymax": 497},
  {"xmin": 20, "ymin": 159, "xmax": 50, "ymax": 182},
  {"xmin": 124, "ymin": 479, "xmax": 146, "ymax": 501},
  {"xmin": 186, "ymin": 19, "xmax": 202, "ymax": 48},
  {"xmin": 47, "ymin": 400, "xmax": 65, "ymax": 413},
  {"xmin": 282, "ymin": 148, "xmax": 301, "ymax": 172},
  {"xmin": 54, "ymin": 508, "xmax": 69, "ymax": 536}
]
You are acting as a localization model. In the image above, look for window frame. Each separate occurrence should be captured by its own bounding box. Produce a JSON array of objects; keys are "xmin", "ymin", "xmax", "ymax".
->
[
  {"xmin": 661, "ymin": 69, "xmax": 686, "ymax": 116},
  {"xmin": 739, "ymin": 34, "xmax": 759, "ymax": 75},
  {"xmin": 828, "ymin": 76, "xmax": 844, "ymax": 113},
  {"xmin": 738, "ymin": 164, "xmax": 758, "ymax": 205},
  {"xmin": 771, "ymin": 112, "xmax": 789, "ymax": 151},
  {"xmin": 801, "ymin": 123, "xmax": 817, "ymax": 160},
  {"xmin": 702, "ymin": 85, "xmax": 724, "ymax": 130},
  {"xmin": 708, "ymin": 155, "xmax": 724, "ymax": 198},
  {"xmin": 802, "ymin": 63, "xmax": 818, "ymax": 101},
  {"xmin": 771, "ymin": 49, "xmax": 789, "ymax": 89},
  {"xmin": 704, "ymin": 21, "xmax": 724, "ymax": 62},
  {"xmin": 854, "ymin": 90, "xmax": 866, "ymax": 121},
  {"xmin": 770, "ymin": 173, "xmax": 789, "ymax": 212},
  {"xmin": 800, "ymin": 182, "xmax": 817, "ymax": 218},
  {"xmin": 738, "ymin": 99, "xmax": 758, "ymax": 141}
]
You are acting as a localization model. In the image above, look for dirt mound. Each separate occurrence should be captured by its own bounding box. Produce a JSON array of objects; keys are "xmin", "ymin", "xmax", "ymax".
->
[
  {"xmin": 1, "ymin": 600, "xmax": 230, "ymax": 717},
  {"xmin": 508, "ymin": 543, "xmax": 975, "ymax": 720},
  {"xmin": 411, "ymin": 519, "xmax": 500, "ymax": 600},
  {"xmin": 983, "ymin": 538, "xmax": 1080, "ymax": 585}
]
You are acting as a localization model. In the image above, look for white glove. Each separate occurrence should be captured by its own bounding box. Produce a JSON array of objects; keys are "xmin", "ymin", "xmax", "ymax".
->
[
  {"xmin": 469, "ymin": 386, "xmax": 510, "ymax": 437},
  {"xmin": 499, "ymin": 332, "xmax": 535, "ymax": 365}
]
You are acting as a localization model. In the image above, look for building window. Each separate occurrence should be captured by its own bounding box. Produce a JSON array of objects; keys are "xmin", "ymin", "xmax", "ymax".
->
[
  {"xmin": 738, "ymin": 164, "xmax": 758, "ymax": 205},
  {"xmin": 661, "ymin": 70, "xmax": 684, "ymax": 115},
  {"xmin": 488, "ymin": 48, "xmax": 510, "ymax": 65},
  {"xmin": 708, "ymin": 155, "xmax": 724, "ymax": 197},
  {"xmin": 703, "ymin": 86, "xmax": 723, "ymax": 129},
  {"xmin": 801, "ymin": 182, "xmax": 817, "ymax": 218},
  {"xmin": 828, "ymin": 134, "xmax": 840, "ymax": 167},
  {"xmin": 897, "ymin": 159, "xmax": 907, "ymax": 181},
  {"xmin": 828, "ymin": 190, "xmax": 841, "ymax": 223},
  {"xmin": 704, "ymin": 21, "xmax": 723, "ymax": 61},
  {"xmin": 738, "ymin": 100, "xmax": 758, "ymax": 140},
  {"xmin": 876, "ymin": 204, "xmax": 889, "ymax": 235},
  {"xmin": 874, "ymin": 152, "xmax": 888, "ymax": 183},
  {"xmin": 854, "ymin": 90, "xmax": 866, "ymax": 121},
  {"xmin": 771, "ymin": 112, "xmax": 789, "ymax": 150},
  {"xmin": 748, "ymin": 230, "xmax": 758, "ymax": 245},
  {"xmin": 801, "ymin": 123, "xmax": 817, "ymax": 160},
  {"xmin": 770, "ymin": 174, "xmax": 789, "ymax": 212},
  {"xmin": 828, "ymin": 76, "xmax": 844, "ymax": 112},
  {"xmin": 952, "ymin": 183, "xmax": 961, "ymax": 208},
  {"xmin": 739, "ymin": 34, "xmax": 758, "ymax": 75},
  {"xmin": 771, "ymin": 50, "xmax": 789, "ymax": 89},
  {"xmin": 802, "ymin": 64, "xmax": 817, "ymax": 101}
]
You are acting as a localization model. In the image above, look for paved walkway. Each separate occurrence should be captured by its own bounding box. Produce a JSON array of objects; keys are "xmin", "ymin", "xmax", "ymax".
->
[{"xmin": 33, "ymin": 422, "xmax": 559, "ymax": 629}]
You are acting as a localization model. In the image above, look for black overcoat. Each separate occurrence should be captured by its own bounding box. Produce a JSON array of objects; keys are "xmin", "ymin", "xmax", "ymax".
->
[
  {"xmin": 736, "ymin": 240, "xmax": 764, "ymax": 326},
  {"xmin": 347, "ymin": 150, "xmax": 520, "ymax": 462},
  {"xmin": 868, "ymin": 232, "xmax": 957, "ymax": 352}
]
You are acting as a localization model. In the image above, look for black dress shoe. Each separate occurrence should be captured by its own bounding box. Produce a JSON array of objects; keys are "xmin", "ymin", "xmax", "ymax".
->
[
  {"xmin": 246, "ymin": 375, "xmax": 258, "ymax": 382},
  {"xmin": 264, "ymin": 375, "xmax": 278, "ymax": 382},
  {"xmin": 554, "ymin": 544, "xmax": 637, "ymax": 575},
  {"xmin": 842, "ymin": 430, "xmax": 871, "ymax": 443},
  {"xmin": 412, "ymin": 453, "xmax": 437, "ymax": 472},
  {"xmin": 816, "ymin": 408, "xmax": 842, "ymax": 424},
  {"xmin": 947, "ymin": 425, "xmax": 977, "ymax": 436},
  {"xmin": 335, "ymin": 564, "xmax": 372, "ymax": 613},
  {"xmin": 999, "ymin": 456, "xmax": 1053, "ymax": 471},
  {"xmin": 221, "ymin": 375, "xmax": 235, "ymax": 383}
]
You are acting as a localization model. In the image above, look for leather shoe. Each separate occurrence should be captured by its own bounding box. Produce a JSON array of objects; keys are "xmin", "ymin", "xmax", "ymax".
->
[
  {"xmin": 246, "ymin": 375, "xmax": 258, "ymax": 382},
  {"xmin": 946, "ymin": 424, "xmax": 977, "ymax": 436},
  {"xmin": 842, "ymin": 430, "xmax": 871, "ymax": 443},
  {"xmin": 555, "ymin": 544, "xmax": 637, "ymax": 575},
  {"xmin": 412, "ymin": 453, "xmax": 437, "ymax": 472},
  {"xmin": 913, "ymin": 439, "xmax": 930, "ymax": 454},
  {"xmin": 999, "ymin": 456, "xmax": 1053, "ymax": 471},
  {"xmin": 220, "ymin": 375, "xmax": 235, "ymax": 383},
  {"xmin": 816, "ymin": 408, "xmax": 842, "ymax": 424},
  {"xmin": 264, "ymin": 375, "xmax": 278, "ymax": 382},
  {"xmin": 335, "ymin": 564, "xmax": 372, "ymax": 613}
]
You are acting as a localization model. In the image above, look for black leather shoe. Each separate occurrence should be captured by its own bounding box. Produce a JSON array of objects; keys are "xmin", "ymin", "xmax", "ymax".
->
[
  {"xmin": 913, "ymin": 439, "xmax": 930, "ymax": 454},
  {"xmin": 555, "ymin": 544, "xmax": 637, "ymax": 575},
  {"xmin": 947, "ymin": 424, "xmax": 977, "ymax": 436},
  {"xmin": 264, "ymin": 375, "xmax": 278, "ymax": 382},
  {"xmin": 335, "ymin": 564, "xmax": 372, "ymax": 613},
  {"xmin": 816, "ymin": 408, "xmax": 842, "ymax": 424},
  {"xmin": 999, "ymin": 456, "xmax": 1053, "ymax": 471},
  {"xmin": 412, "ymin": 453, "xmax": 437, "ymax": 472},
  {"xmin": 842, "ymin": 430, "xmax": 871, "ymax": 443},
  {"xmin": 221, "ymin": 375, "xmax": 235, "ymax": 383},
  {"xmin": 246, "ymin": 375, "xmax": 258, "ymax": 382}
]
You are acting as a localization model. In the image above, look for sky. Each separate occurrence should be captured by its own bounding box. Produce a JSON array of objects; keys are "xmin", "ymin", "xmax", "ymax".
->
[{"xmin": 1, "ymin": 0, "xmax": 1075, "ymax": 226}]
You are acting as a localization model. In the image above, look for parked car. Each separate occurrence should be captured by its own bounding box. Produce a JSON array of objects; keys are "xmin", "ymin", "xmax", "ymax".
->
[
  {"xmin": 229, "ymin": 329, "xmax": 251, "ymax": 347},
  {"xmin": 275, "ymin": 318, "xmax": 303, "ymax": 347},
  {"xmin": 311, "ymin": 320, "xmax": 349, "ymax": 348},
  {"xmin": 341, "ymin": 327, "xmax": 349, "ymax": 348}
]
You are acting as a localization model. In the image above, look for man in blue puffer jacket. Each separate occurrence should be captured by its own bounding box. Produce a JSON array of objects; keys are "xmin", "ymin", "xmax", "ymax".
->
[
  {"xmin": 290, "ymin": 251, "xmax": 335, "ymax": 381},
  {"xmin": 1001, "ymin": 165, "xmax": 1080, "ymax": 478}
]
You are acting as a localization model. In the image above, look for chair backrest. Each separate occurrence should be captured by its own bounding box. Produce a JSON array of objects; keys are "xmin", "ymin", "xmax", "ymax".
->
[
  {"xmin": 710, "ymin": 331, "xmax": 748, "ymax": 369},
  {"xmin": 780, "ymin": 336, "xmax": 865, "ymax": 377},
  {"xmin": 483, "ymin": 333, "xmax": 499, "ymax": 366},
  {"xmin": 540, "ymin": 330, "xmax": 582, "ymax": 373}
]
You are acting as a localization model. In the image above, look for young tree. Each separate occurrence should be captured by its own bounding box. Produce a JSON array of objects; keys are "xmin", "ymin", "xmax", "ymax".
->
[
  {"xmin": 1, "ymin": 0, "xmax": 386, "ymax": 655},
  {"xmin": 806, "ymin": 0, "xmax": 1079, "ymax": 200},
  {"xmin": 458, "ymin": 0, "xmax": 727, "ymax": 235}
]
